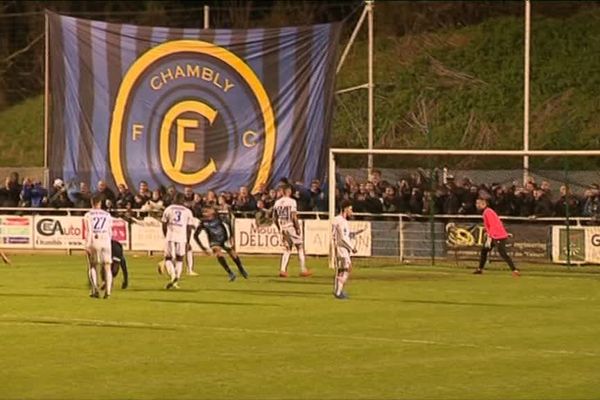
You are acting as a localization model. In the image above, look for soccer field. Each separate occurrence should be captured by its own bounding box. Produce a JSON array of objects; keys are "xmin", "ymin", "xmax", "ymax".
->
[{"xmin": 1, "ymin": 254, "xmax": 599, "ymax": 400}]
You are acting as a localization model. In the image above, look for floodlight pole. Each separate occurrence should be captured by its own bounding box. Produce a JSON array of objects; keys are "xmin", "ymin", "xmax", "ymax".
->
[
  {"xmin": 336, "ymin": 4, "xmax": 368, "ymax": 75},
  {"xmin": 334, "ymin": 1, "xmax": 375, "ymax": 177},
  {"xmin": 523, "ymin": 0, "xmax": 531, "ymax": 185},
  {"xmin": 44, "ymin": 12, "xmax": 50, "ymax": 188},
  {"xmin": 367, "ymin": 0, "xmax": 374, "ymax": 178},
  {"xmin": 204, "ymin": 5, "xmax": 210, "ymax": 29}
]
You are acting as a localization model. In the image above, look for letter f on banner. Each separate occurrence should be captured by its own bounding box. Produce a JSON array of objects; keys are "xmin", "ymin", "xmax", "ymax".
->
[{"xmin": 160, "ymin": 100, "xmax": 218, "ymax": 185}]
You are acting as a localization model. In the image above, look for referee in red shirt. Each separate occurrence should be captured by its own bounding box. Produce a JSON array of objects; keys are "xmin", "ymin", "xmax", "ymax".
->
[{"xmin": 474, "ymin": 198, "xmax": 521, "ymax": 276}]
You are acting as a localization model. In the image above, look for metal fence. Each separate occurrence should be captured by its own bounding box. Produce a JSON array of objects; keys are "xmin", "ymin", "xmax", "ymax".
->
[{"xmin": 1, "ymin": 207, "xmax": 596, "ymax": 265}]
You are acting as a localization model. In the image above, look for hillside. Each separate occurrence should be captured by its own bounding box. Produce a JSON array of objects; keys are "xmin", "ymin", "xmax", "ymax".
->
[
  {"xmin": 0, "ymin": 9, "xmax": 599, "ymax": 169},
  {"xmin": 0, "ymin": 95, "xmax": 44, "ymax": 167},
  {"xmin": 334, "ymin": 9, "xmax": 600, "ymax": 169}
]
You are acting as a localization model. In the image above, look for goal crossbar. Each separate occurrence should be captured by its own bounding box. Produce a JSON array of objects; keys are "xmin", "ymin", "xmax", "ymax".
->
[{"xmin": 330, "ymin": 148, "xmax": 600, "ymax": 157}]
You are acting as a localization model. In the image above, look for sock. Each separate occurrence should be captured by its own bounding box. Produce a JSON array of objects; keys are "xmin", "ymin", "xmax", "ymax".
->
[
  {"xmin": 298, "ymin": 248, "xmax": 307, "ymax": 272},
  {"xmin": 165, "ymin": 259, "xmax": 176, "ymax": 280},
  {"xmin": 111, "ymin": 262, "xmax": 119, "ymax": 278},
  {"xmin": 186, "ymin": 251, "xmax": 194, "ymax": 273},
  {"xmin": 280, "ymin": 251, "xmax": 291, "ymax": 272},
  {"xmin": 175, "ymin": 260, "xmax": 183, "ymax": 279},
  {"xmin": 121, "ymin": 261, "xmax": 129, "ymax": 285},
  {"xmin": 232, "ymin": 256, "xmax": 246, "ymax": 273},
  {"xmin": 497, "ymin": 241, "xmax": 517, "ymax": 271},
  {"xmin": 104, "ymin": 264, "xmax": 113, "ymax": 295},
  {"xmin": 88, "ymin": 266, "xmax": 98, "ymax": 292},
  {"xmin": 333, "ymin": 268, "xmax": 339, "ymax": 294},
  {"xmin": 478, "ymin": 248, "xmax": 489, "ymax": 270},
  {"xmin": 217, "ymin": 256, "xmax": 233, "ymax": 275},
  {"xmin": 335, "ymin": 271, "xmax": 349, "ymax": 296}
]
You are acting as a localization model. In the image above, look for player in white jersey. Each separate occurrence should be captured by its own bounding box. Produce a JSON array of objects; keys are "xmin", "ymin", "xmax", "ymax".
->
[
  {"xmin": 272, "ymin": 184, "xmax": 312, "ymax": 278},
  {"xmin": 161, "ymin": 193, "xmax": 195, "ymax": 289},
  {"xmin": 332, "ymin": 200, "xmax": 357, "ymax": 300},
  {"xmin": 83, "ymin": 195, "xmax": 113, "ymax": 299}
]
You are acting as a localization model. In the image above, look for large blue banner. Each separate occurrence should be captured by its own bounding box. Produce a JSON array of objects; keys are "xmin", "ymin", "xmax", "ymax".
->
[{"xmin": 47, "ymin": 12, "xmax": 340, "ymax": 192}]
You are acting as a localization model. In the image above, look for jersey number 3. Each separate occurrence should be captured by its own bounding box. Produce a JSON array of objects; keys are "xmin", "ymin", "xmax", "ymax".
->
[{"xmin": 173, "ymin": 210, "xmax": 182, "ymax": 223}]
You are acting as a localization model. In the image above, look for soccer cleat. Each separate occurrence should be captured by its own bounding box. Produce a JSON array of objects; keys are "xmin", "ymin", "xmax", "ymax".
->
[
  {"xmin": 121, "ymin": 281, "xmax": 128, "ymax": 289},
  {"xmin": 89, "ymin": 292, "xmax": 100, "ymax": 299},
  {"xmin": 472, "ymin": 268, "xmax": 483, "ymax": 275},
  {"xmin": 228, "ymin": 273, "xmax": 237, "ymax": 282},
  {"xmin": 165, "ymin": 278, "xmax": 179, "ymax": 290},
  {"xmin": 299, "ymin": 270, "xmax": 313, "ymax": 277},
  {"xmin": 187, "ymin": 271, "xmax": 199, "ymax": 276},
  {"xmin": 240, "ymin": 269, "xmax": 249, "ymax": 279},
  {"xmin": 512, "ymin": 269, "xmax": 521, "ymax": 277},
  {"xmin": 103, "ymin": 293, "xmax": 110, "ymax": 299},
  {"xmin": 334, "ymin": 292, "xmax": 349, "ymax": 300},
  {"xmin": 279, "ymin": 271, "xmax": 288, "ymax": 278}
]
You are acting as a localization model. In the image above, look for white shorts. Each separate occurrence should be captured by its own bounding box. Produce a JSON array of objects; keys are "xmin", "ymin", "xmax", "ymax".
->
[
  {"xmin": 164, "ymin": 241, "xmax": 186, "ymax": 258},
  {"xmin": 87, "ymin": 245, "xmax": 111, "ymax": 265},
  {"xmin": 281, "ymin": 227, "xmax": 303, "ymax": 249},
  {"xmin": 335, "ymin": 247, "xmax": 352, "ymax": 270}
]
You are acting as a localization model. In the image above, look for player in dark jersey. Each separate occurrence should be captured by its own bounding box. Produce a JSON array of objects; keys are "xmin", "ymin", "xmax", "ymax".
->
[
  {"xmin": 100, "ymin": 240, "xmax": 129, "ymax": 290},
  {"xmin": 98, "ymin": 208, "xmax": 139, "ymax": 289},
  {"xmin": 193, "ymin": 207, "xmax": 248, "ymax": 281}
]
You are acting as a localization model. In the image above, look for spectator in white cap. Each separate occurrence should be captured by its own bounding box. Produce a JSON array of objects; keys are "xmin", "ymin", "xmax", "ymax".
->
[{"xmin": 48, "ymin": 178, "xmax": 72, "ymax": 208}]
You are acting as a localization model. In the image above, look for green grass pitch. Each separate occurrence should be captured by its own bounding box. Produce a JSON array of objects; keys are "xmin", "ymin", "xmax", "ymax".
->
[{"xmin": 1, "ymin": 254, "xmax": 599, "ymax": 400}]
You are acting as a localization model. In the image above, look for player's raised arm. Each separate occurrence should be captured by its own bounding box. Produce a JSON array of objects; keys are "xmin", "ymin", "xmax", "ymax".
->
[{"xmin": 193, "ymin": 221, "xmax": 209, "ymax": 253}]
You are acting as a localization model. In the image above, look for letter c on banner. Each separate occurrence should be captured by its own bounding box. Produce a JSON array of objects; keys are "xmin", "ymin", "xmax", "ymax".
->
[{"xmin": 159, "ymin": 100, "xmax": 218, "ymax": 185}]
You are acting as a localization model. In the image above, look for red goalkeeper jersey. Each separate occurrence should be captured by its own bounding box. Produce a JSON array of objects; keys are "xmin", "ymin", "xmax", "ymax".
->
[{"xmin": 482, "ymin": 207, "xmax": 509, "ymax": 240}]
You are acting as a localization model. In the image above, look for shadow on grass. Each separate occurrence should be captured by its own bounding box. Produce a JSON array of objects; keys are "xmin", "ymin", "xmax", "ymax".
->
[
  {"xmin": 401, "ymin": 299, "xmax": 524, "ymax": 308},
  {"xmin": 203, "ymin": 288, "xmax": 330, "ymax": 298},
  {"xmin": 0, "ymin": 318, "xmax": 177, "ymax": 331},
  {"xmin": 44, "ymin": 286, "xmax": 82, "ymax": 290},
  {"xmin": 353, "ymin": 273, "xmax": 456, "ymax": 282},
  {"xmin": 264, "ymin": 278, "xmax": 331, "ymax": 286},
  {"xmin": 0, "ymin": 292, "xmax": 66, "ymax": 299},
  {"xmin": 515, "ymin": 271, "xmax": 600, "ymax": 280},
  {"xmin": 360, "ymin": 297, "xmax": 551, "ymax": 308},
  {"xmin": 149, "ymin": 298, "xmax": 281, "ymax": 307},
  {"xmin": 128, "ymin": 288, "xmax": 188, "ymax": 293}
]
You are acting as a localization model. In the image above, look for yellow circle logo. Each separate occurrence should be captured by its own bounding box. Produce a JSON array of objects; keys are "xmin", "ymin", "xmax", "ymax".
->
[{"xmin": 109, "ymin": 40, "xmax": 276, "ymax": 192}]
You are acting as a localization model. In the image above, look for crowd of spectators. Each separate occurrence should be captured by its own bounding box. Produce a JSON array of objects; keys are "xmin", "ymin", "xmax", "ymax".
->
[
  {"xmin": 2, "ymin": 169, "xmax": 600, "ymax": 219},
  {"xmin": 336, "ymin": 169, "xmax": 600, "ymax": 219}
]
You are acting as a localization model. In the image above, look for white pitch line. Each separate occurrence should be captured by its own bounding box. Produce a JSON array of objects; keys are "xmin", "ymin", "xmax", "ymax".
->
[{"xmin": 1, "ymin": 315, "xmax": 598, "ymax": 358}]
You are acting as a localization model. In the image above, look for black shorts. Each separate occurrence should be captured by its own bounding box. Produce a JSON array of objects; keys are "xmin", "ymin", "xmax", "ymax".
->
[{"xmin": 210, "ymin": 240, "xmax": 232, "ymax": 251}]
